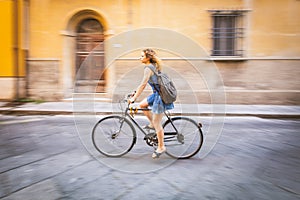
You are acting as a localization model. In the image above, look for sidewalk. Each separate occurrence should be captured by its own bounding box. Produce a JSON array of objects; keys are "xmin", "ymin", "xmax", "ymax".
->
[{"xmin": 1, "ymin": 101, "xmax": 300, "ymax": 118}]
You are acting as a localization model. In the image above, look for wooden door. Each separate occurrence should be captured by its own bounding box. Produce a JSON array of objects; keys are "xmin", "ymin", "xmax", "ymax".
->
[{"xmin": 75, "ymin": 19, "xmax": 105, "ymax": 93}]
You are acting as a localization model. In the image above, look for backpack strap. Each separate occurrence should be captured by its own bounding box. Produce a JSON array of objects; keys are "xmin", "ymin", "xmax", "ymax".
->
[
  {"xmin": 146, "ymin": 65, "xmax": 160, "ymax": 92},
  {"xmin": 145, "ymin": 65, "xmax": 159, "ymax": 75}
]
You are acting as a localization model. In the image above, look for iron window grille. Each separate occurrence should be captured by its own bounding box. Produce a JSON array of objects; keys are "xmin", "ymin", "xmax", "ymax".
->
[{"xmin": 210, "ymin": 10, "xmax": 245, "ymax": 57}]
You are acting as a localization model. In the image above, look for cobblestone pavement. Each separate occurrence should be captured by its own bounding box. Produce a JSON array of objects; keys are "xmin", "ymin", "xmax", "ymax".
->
[{"xmin": 0, "ymin": 115, "xmax": 299, "ymax": 200}]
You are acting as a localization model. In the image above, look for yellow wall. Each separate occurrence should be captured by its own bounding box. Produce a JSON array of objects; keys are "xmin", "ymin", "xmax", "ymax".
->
[
  {"xmin": 29, "ymin": 0, "xmax": 128, "ymax": 57},
  {"xmin": 17, "ymin": 0, "xmax": 26, "ymax": 77},
  {"xmin": 0, "ymin": 0, "xmax": 26, "ymax": 77},
  {"xmin": 251, "ymin": 0, "xmax": 300, "ymax": 56},
  {"xmin": 30, "ymin": 0, "xmax": 300, "ymax": 59},
  {"xmin": 29, "ymin": 0, "xmax": 245, "ymax": 58},
  {"xmin": 0, "ymin": 0, "xmax": 13, "ymax": 76}
]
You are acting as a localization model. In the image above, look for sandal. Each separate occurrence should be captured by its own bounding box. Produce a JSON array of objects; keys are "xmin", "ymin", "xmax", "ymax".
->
[
  {"xmin": 152, "ymin": 147, "xmax": 166, "ymax": 159},
  {"xmin": 143, "ymin": 125, "xmax": 154, "ymax": 130}
]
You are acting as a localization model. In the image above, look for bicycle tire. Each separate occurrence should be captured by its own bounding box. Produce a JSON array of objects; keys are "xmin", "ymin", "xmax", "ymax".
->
[
  {"xmin": 163, "ymin": 117, "xmax": 203, "ymax": 159},
  {"xmin": 92, "ymin": 115, "xmax": 136, "ymax": 157}
]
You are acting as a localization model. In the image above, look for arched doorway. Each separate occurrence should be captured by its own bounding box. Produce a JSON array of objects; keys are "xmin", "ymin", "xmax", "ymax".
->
[{"xmin": 75, "ymin": 18, "xmax": 105, "ymax": 93}]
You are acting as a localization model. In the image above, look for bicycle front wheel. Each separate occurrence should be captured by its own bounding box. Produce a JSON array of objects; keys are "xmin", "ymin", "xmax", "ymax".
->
[
  {"xmin": 163, "ymin": 117, "xmax": 203, "ymax": 159},
  {"xmin": 92, "ymin": 115, "xmax": 136, "ymax": 157}
]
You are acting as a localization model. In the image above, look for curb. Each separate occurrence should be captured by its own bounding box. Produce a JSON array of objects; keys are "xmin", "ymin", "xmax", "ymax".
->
[{"xmin": 1, "ymin": 109, "xmax": 300, "ymax": 119}]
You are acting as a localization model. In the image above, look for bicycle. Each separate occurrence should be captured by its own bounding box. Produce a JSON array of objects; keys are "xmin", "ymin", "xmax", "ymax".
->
[{"xmin": 92, "ymin": 95, "xmax": 204, "ymax": 159}]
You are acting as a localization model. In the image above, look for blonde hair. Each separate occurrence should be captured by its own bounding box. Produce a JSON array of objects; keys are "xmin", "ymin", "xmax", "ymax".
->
[{"xmin": 143, "ymin": 48, "xmax": 162, "ymax": 71}]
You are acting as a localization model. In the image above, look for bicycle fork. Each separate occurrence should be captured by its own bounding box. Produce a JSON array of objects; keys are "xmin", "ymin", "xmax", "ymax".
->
[{"xmin": 111, "ymin": 117, "xmax": 126, "ymax": 139}]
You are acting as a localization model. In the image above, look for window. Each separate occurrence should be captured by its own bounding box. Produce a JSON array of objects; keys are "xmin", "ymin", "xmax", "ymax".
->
[{"xmin": 210, "ymin": 10, "xmax": 244, "ymax": 57}]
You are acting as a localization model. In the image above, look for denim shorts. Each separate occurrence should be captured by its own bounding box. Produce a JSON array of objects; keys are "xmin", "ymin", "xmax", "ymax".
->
[{"xmin": 147, "ymin": 92, "xmax": 174, "ymax": 114}]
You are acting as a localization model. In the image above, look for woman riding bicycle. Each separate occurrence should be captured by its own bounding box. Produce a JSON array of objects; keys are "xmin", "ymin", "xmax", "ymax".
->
[{"xmin": 129, "ymin": 48, "xmax": 174, "ymax": 158}]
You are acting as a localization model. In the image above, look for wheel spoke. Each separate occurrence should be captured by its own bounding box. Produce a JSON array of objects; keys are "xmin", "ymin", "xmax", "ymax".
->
[
  {"xmin": 92, "ymin": 116, "xmax": 136, "ymax": 157},
  {"xmin": 163, "ymin": 117, "xmax": 203, "ymax": 159}
]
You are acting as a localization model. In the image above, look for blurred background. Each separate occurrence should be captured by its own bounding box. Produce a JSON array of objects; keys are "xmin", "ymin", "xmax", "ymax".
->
[{"xmin": 0, "ymin": 0, "xmax": 299, "ymax": 104}]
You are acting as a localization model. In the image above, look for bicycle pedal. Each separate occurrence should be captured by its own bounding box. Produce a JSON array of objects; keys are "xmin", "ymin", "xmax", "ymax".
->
[{"xmin": 144, "ymin": 132, "xmax": 156, "ymax": 140}]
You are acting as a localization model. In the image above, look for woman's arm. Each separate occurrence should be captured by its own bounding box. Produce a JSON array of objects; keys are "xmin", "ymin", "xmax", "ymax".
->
[{"xmin": 129, "ymin": 67, "xmax": 152, "ymax": 103}]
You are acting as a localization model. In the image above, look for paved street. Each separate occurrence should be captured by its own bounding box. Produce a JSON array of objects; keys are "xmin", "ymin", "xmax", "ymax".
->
[{"xmin": 0, "ymin": 114, "xmax": 299, "ymax": 200}]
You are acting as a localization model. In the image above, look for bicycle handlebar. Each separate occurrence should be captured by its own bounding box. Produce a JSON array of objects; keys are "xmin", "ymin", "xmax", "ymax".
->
[{"xmin": 124, "ymin": 91, "xmax": 136, "ymax": 104}]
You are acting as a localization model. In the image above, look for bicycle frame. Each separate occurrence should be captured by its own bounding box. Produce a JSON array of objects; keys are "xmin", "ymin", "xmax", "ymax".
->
[{"xmin": 121, "ymin": 102, "xmax": 179, "ymax": 138}]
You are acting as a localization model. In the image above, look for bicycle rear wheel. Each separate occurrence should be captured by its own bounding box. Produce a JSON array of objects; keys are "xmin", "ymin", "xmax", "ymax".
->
[
  {"xmin": 92, "ymin": 115, "xmax": 136, "ymax": 157},
  {"xmin": 163, "ymin": 117, "xmax": 203, "ymax": 159}
]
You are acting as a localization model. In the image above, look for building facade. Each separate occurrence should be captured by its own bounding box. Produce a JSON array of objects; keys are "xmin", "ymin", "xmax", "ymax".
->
[
  {"xmin": 0, "ymin": 0, "xmax": 27, "ymax": 100},
  {"xmin": 1, "ymin": 0, "xmax": 300, "ymax": 104}
]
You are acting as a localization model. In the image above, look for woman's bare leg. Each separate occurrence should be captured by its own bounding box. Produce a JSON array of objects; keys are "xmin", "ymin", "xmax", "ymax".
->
[
  {"xmin": 152, "ymin": 113, "xmax": 165, "ymax": 151},
  {"xmin": 139, "ymin": 98, "xmax": 153, "ymax": 127}
]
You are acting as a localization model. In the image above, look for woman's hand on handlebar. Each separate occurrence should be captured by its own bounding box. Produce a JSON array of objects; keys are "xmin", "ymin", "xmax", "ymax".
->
[
  {"xmin": 128, "ymin": 97, "xmax": 135, "ymax": 104},
  {"xmin": 127, "ymin": 91, "xmax": 136, "ymax": 104}
]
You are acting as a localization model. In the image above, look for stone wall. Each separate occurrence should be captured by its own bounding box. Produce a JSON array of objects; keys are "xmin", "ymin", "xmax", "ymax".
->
[
  {"xmin": 26, "ymin": 58, "xmax": 300, "ymax": 105},
  {"xmin": 27, "ymin": 59, "xmax": 62, "ymax": 101},
  {"xmin": 217, "ymin": 60, "xmax": 300, "ymax": 104},
  {"xmin": 0, "ymin": 78, "xmax": 26, "ymax": 100},
  {"xmin": 108, "ymin": 59, "xmax": 300, "ymax": 105}
]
